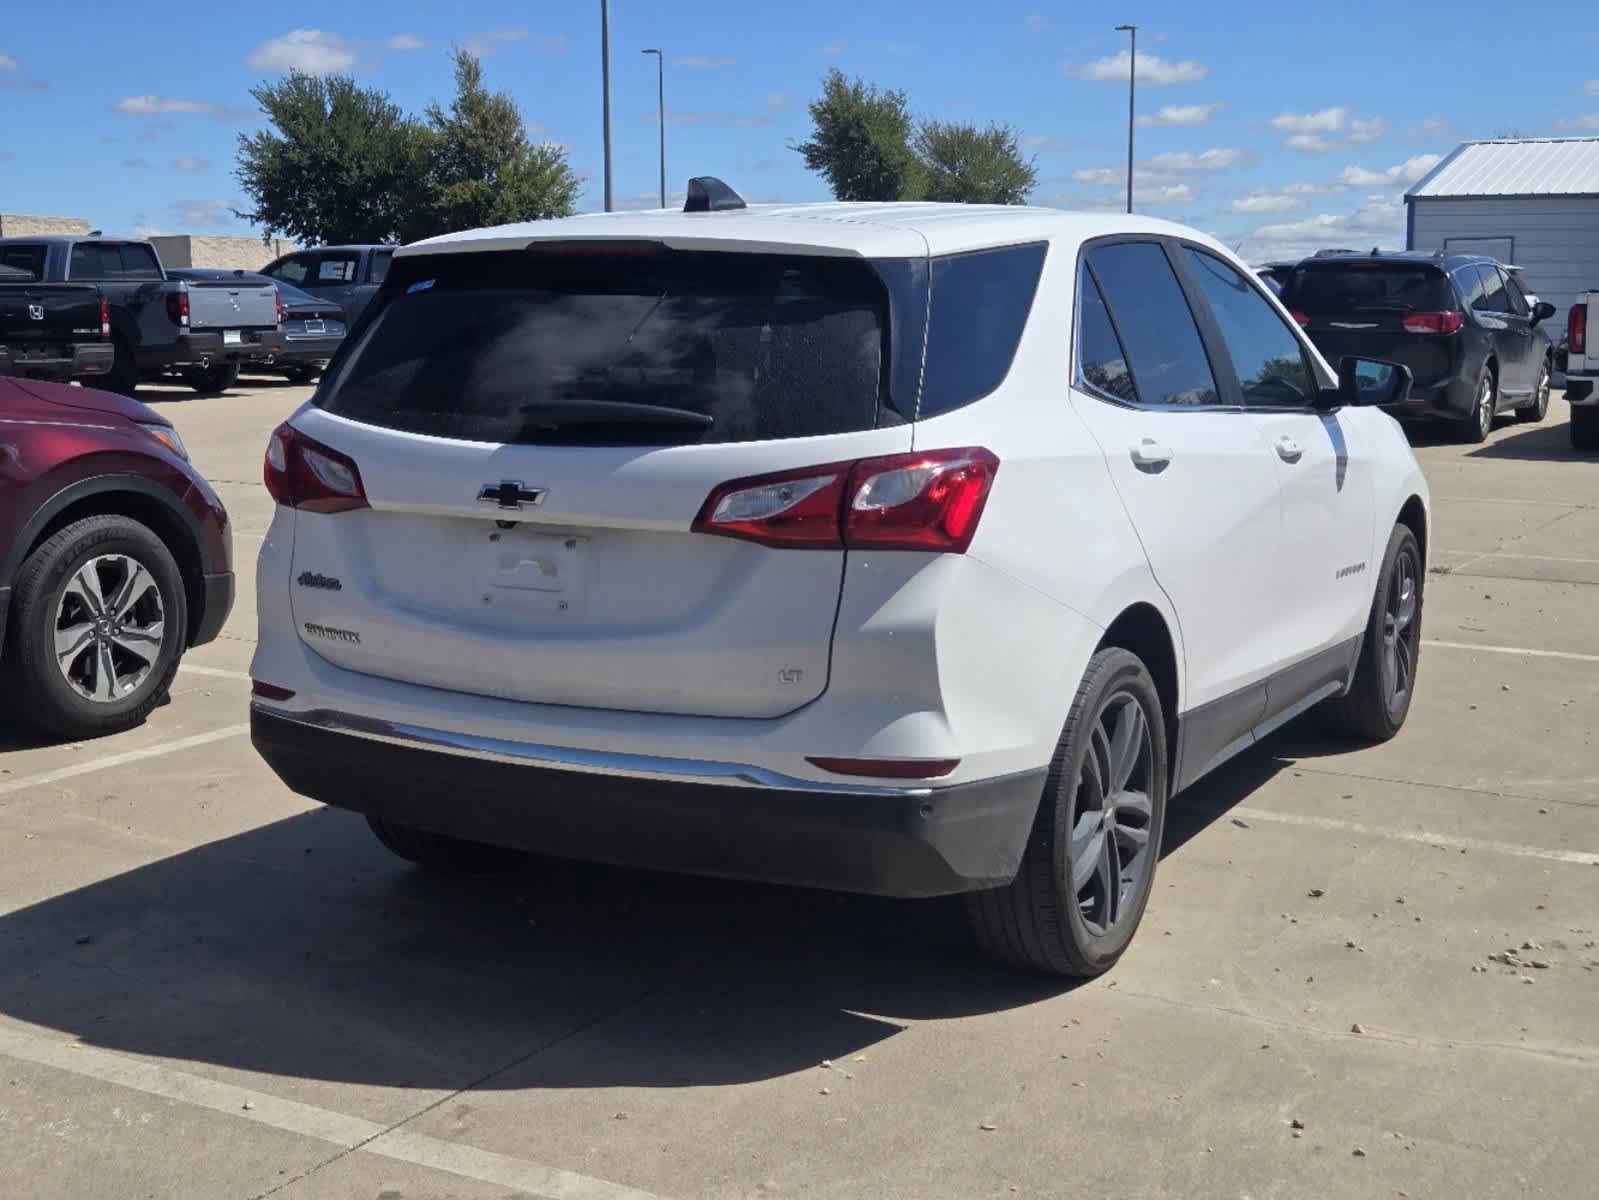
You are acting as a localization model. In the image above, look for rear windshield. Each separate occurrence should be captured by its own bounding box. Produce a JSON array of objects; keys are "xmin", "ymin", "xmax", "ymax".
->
[
  {"xmin": 68, "ymin": 242, "xmax": 163, "ymax": 282},
  {"xmin": 0, "ymin": 244, "xmax": 47, "ymax": 281},
  {"xmin": 1281, "ymin": 263, "xmax": 1454, "ymax": 313},
  {"xmin": 318, "ymin": 247, "xmax": 891, "ymax": 446}
]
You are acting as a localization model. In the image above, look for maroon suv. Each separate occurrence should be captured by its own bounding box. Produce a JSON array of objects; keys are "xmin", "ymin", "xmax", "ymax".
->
[{"xmin": 0, "ymin": 376, "xmax": 232, "ymax": 737}]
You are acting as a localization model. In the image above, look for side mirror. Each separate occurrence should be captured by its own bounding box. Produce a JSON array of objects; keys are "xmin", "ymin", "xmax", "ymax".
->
[
  {"xmin": 1316, "ymin": 356, "xmax": 1412, "ymax": 410},
  {"xmin": 1532, "ymin": 300, "xmax": 1557, "ymax": 325}
]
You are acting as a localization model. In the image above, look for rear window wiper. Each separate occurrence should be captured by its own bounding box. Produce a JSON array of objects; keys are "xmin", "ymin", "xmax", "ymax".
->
[{"xmin": 517, "ymin": 399, "xmax": 715, "ymax": 431}]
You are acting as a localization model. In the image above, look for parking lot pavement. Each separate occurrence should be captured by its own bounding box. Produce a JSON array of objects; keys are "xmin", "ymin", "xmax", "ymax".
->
[{"xmin": 1, "ymin": 382, "xmax": 1595, "ymax": 1199}]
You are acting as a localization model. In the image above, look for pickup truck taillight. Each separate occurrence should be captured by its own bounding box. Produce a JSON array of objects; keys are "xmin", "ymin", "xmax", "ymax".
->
[
  {"xmin": 1569, "ymin": 303, "xmax": 1587, "ymax": 356},
  {"xmin": 166, "ymin": 289, "xmax": 190, "ymax": 327},
  {"xmin": 264, "ymin": 423, "xmax": 369, "ymax": 513},
  {"xmin": 99, "ymin": 296, "xmax": 110, "ymax": 338}
]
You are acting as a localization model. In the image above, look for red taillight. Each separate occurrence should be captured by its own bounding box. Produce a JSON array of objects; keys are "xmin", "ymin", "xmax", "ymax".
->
[
  {"xmin": 1401, "ymin": 310, "xmax": 1463, "ymax": 335},
  {"xmin": 1290, "ymin": 310, "xmax": 1310, "ymax": 328},
  {"xmin": 692, "ymin": 447, "xmax": 1000, "ymax": 554},
  {"xmin": 98, "ymin": 296, "xmax": 110, "ymax": 338},
  {"xmin": 275, "ymin": 291, "xmax": 286, "ymax": 325},
  {"xmin": 166, "ymin": 289, "xmax": 190, "ymax": 326},
  {"xmin": 251, "ymin": 680, "xmax": 296, "ymax": 701},
  {"xmin": 1569, "ymin": 303, "xmax": 1588, "ymax": 356},
  {"xmin": 263, "ymin": 423, "xmax": 369, "ymax": 513},
  {"xmin": 806, "ymin": 756, "xmax": 960, "ymax": 779}
]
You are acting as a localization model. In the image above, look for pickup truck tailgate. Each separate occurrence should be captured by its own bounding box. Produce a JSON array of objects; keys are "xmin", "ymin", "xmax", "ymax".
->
[
  {"xmin": 0, "ymin": 284, "xmax": 103, "ymax": 348},
  {"xmin": 185, "ymin": 280, "xmax": 279, "ymax": 331}
]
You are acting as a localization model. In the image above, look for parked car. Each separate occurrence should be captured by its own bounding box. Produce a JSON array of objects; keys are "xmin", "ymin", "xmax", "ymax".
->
[
  {"xmin": 1559, "ymin": 293, "xmax": 1599, "ymax": 450},
  {"xmin": 1279, "ymin": 251, "xmax": 1556, "ymax": 443},
  {"xmin": 260, "ymin": 245, "xmax": 394, "ymax": 327},
  {"xmin": 1253, "ymin": 260, "xmax": 1298, "ymax": 295},
  {"xmin": 0, "ymin": 375, "xmax": 233, "ymax": 738},
  {"xmin": 249, "ymin": 187, "xmax": 1429, "ymax": 977},
  {"xmin": 0, "ymin": 237, "xmax": 283, "ymax": 396},
  {"xmin": 170, "ymin": 269, "xmax": 345, "ymax": 384},
  {"xmin": 0, "ymin": 253, "xmax": 113, "ymax": 383}
]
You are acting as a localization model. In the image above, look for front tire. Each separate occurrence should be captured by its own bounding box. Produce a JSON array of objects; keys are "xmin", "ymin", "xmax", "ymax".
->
[
  {"xmin": 1317, "ymin": 523, "xmax": 1423, "ymax": 741},
  {"xmin": 1516, "ymin": 362, "xmax": 1551, "ymax": 423},
  {"xmin": 1572, "ymin": 404, "xmax": 1599, "ymax": 452},
  {"xmin": 185, "ymin": 363, "xmax": 239, "ymax": 395},
  {"xmin": 366, "ymin": 817, "xmax": 526, "ymax": 874},
  {"xmin": 1, "ymin": 516, "xmax": 187, "ymax": 739},
  {"xmin": 967, "ymin": 648, "xmax": 1168, "ymax": 976}
]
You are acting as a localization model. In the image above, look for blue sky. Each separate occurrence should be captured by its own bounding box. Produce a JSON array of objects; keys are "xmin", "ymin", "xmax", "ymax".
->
[{"xmin": 3, "ymin": 1, "xmax": 1596, "ymax": 260}]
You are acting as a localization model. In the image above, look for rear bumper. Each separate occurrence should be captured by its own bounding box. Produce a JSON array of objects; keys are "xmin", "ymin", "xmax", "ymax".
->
[
  {"xmin": 1566, "ymin": 377, "xmax": 1596, "ymax": 405},
  {"xmin": 250, "ymin": 705, "xmax": 1045, "ymax": 898},
  {"xmin": 191, "ymin": 571, "xmax": 234, "ymax": 647},
  {"xmin": 1386, "ymin": 370, "xmax": 1477, "ymax": 421},
  {"xmin": 0, "ymin": 340, "xmax": 114, "ymax": 381}
]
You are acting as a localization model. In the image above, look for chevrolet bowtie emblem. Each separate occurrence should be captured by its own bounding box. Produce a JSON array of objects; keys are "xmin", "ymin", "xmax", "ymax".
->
[{"xmin": 478, "ymin": 481, "xmax": 547, "ymax": 510}]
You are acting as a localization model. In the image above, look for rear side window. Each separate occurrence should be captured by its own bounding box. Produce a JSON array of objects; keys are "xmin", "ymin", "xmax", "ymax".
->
[
  {"xmin": 1282, "ymin": 263, "xmax": 1452, "ymax": 313},
  {"xmin": 1074, "ymin": 270, "xmax": 1137, "ymax": 404},
  {"xmin": 1085, "ymin": 241, "xmax": 1219, "ymax": 407},
  {"xmin": 68, "ymin": 243, "xmax": 163, "ymax": 281},
  {"xmin": 0, "ymin": 244, "xmax": 46, "ymax": 281},
  {"xmin": 368, "ymin": 250, "xmax": 393, "ymax": 285},
  {"xmin": 1184, "ymin": 248, "xmax": 1315, "ymax": 408},
  {"xmin": 1503, "ymin": 274, "xmax": 1530, "ymax": 316},
  {"xmin": 917, "ymin": 242, "xmax": 1047, "ymax": 418},
  {"xmin": 266, "ymin": 256, "xmax": 312, "ymax": 285},
  {"xmin": 316, "ymin": 254, "xmax": 359, "ymax": 283},
  {"xmin": 319, "ymin": 248, "xmax": 890, "ymax": 446}
]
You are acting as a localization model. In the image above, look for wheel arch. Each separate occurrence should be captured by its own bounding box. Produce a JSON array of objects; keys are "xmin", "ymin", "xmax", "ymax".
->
[
  {"xmin": 1396, "ymin": 493, "xmax": 1428, "ymax": 568},
  {"xmin": 1096, "ymin": 602, "xmax": 1180, "ymax": 774},
  {"xmin": 2, "ymin": 477, "xmax": 208, "ymax": 646}
]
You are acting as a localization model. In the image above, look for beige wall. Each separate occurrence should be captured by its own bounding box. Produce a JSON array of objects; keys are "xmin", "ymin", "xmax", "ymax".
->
[
  {"xmin": 148, "ymin": 235, "xmax": 298, "ymax": 271},
  {"xmin": 0, "ymin": 213, "xmax": 91, "ymax": 236}
]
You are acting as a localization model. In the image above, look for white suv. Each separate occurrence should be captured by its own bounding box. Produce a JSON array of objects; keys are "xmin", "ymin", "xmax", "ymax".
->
[{"xmin": 250, "ymin": 188, "xmax": 1430, "ymax": 976}]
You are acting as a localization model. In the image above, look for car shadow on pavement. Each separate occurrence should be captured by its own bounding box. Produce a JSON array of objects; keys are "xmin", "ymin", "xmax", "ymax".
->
[
  {"xmin": 1465, "ymin": 419, "xmax": 1590, "ymax": 461},
  {"xmin": 0, "ymin": 743, "xmax": 1294, "ymax": 1093}
]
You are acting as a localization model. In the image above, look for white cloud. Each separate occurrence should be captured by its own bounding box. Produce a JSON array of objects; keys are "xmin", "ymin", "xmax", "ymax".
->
[
  {"xmin": 1147, "ymin": 147, "xmax": 1243, "ymax": 174},
  {"xmin": 386, "ymin": 34, "xmax": 426, "ymax": 52},
  {"xmin": 171, "ymin": 156, "xmax": 208, "ymax": 171},
  {"xmin": 1230, "ymin": 192, "xmax": 1305, "ymax": 214},
  {"xmin": 0, "ymin": 53, "xmax": 19, "ymax": 70},
  {"xmin": 1562, "ymin": 113, "xmax": 1599, "ymax": 130},
  {"xmin": 120, "ymin": 157, "xmax": 155, "ymax": 170},
  {"xmin": 462, "ymin": 27, "xmax": 528, "ymax": 57},
  {"xmin": 1269, "ymin": 107, "xmax": 1347, "ymax": 135},
  {"xmin": 765, "ymin": 92, "xmax": 791, "ymax": 109},
  {"xmin": 1024, "ymin": 13, "xmax": 1051, "ymax": 31},
  {"xmin": 1286, "ymin": 134, "xmax": 1335, "ymax": 153},
  {"xmin": 1135, "ymin": 183, "xmax": 1195, "ymax": 206},
  {"xmin": 171, "ymin": 199, "xmax": 235, "ymax": 228},
  {"xmin": 1024, "ymin": 135, "xmax": 1072, "ymax": 152},
  {"xmin": 1071, "ymin": 166, "xmax": 1123, "ymax": 186},
  {"xmin": 1245, "ymin": 197, "xmax": 1405, "ymax": 259},
  {"xmin": 248, "ymin": 29, "xmax": 359, "ymax": 73},
  {"xmin": 1587, "ymin": 80, "xmax": 1599, "ymax": 96},
  {"xmin": 1136, "ymin": 103, "xmax": 1220, "ymax": 128},
  {"xmin": 1348, "ymin": 115, "xmax": 1387, "ymax": 144},
  {"xmin": 1335, "ymin": 154, "xmax": 1441, "ymax": 188},
  {"xmin": 1283, "ymin": 180, "xmax": 1349, "ymax": 195},
  {"xmin": 819, "ymin": 41, "xmax": 843, "ymax": 56},
  {"xmin": 114, "ymin": 94, "xmax": 253, "ymax": 120},
  {"xmin": 673, "ymin": 55, "xmax": 738, "ymax": 68},
  {"xmin": 1069, "ymin": 50, "xmax": 1208, "ymax": 86}
]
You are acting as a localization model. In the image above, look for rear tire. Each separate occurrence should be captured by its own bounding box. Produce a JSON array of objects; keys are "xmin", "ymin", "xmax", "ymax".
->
[
  {"xmin": 185, "ymin": 363, "xmax": 239, "ymax": 395},
  {"xmin": 283, "ymin": 365, "xmax": 321, "ymax": 385},
  {"xmin": 102, "ymin": 337, "xmax": 139, "ymax": 397},
  {"xmin": 1458, "ymin": 366, "xmax": 1495, "ymax": 444},
  {"xmin": 1317, "ymin": 523, "xmax": 1423, "ymax": 742},
  {"xmin": 366, "ymin": 817, "xmax": 526, "ymax": 874},
  {"xmin": 966, "ymin": 648, "xmax": 1168, "ymax": 977},
  {"xmin": 1515, "ymin": 362, "xmax": 1551, "ymax": 423},
  {"xmin": 1572, "ymin": 404, "xmax": 1599, "ymax": 452}
]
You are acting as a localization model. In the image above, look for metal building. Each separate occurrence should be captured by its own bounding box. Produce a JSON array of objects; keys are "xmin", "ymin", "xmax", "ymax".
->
[{"xmin": 1407, "ymin": 137, "xmax": 1599, "ymax": 330}]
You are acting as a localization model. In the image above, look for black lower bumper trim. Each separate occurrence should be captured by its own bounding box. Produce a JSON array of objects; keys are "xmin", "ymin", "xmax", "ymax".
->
[
  {"xmin": 251, "ymin": 708, "xmax": 1045, "ymax": 898},
  {"xmin": 192, "ymin": 571, "xmax": 234, "ymax": 647}
]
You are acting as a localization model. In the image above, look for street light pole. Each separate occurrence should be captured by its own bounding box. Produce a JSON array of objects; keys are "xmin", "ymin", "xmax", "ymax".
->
[
  {"xmin": 601, "ymin": 0, "xmax": 614, "ymax": 212},
  {"xmin": 1115, "ymin": 23, "xmax": 1137, "ymax": 214},
  {"xmin": 642, "ymin": 48, "xmax": 665, "ymax": 208}
]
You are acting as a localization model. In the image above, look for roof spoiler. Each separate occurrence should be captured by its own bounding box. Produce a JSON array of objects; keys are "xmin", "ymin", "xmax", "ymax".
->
[{"xmin": 684, "ymin": 177, "xmax": 746, "ymax": 213}]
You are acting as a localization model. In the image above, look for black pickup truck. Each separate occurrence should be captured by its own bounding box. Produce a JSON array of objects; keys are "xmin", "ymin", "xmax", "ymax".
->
[
  {"xmin": 0, "ymin": 256, "xmax": 114, "ymax": 383},
  {"xmin": 0, "ymin": 236, "xmax": 284, "ymax": 395}
]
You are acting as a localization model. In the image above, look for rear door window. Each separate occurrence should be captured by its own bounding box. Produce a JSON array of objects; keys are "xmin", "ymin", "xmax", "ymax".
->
[
  {"xmin": 1084, "ymin": 241, "xmax": 1220, "ymax": 407},
  {"xmin": 1503, "ymin": 274, "xmax": 1531, "ymax": 316},
  {"xmin": 1184, "ymin": 248, "xmax": 1315, "ymax": 409},
  {"xmin": 1074, "ymin": 269, "xmax": 1138, "ymax": 404},
  {"xmin": 318, "ymin": 248, "xmax": 891, "ymax": 446},
  {"xmin": 316, "ymin": 254, "xmax": 359, "ymax": 284},
  {"xmin": 917, "ymin": 242, "xmax": 1047, "ymax": 418},
  {"xmin": 1473, "ymin": 265, "xmax": 1510, "ymax": 313},
  {"xmin": 367, "ymin": 250, "xmax": 394, "ymax": 285},
  {"xmin": 1282, "ymin": 263, "xmax": 1453, "ymax": 314},
  {"xmin": 266, "ymin": 256, "xmax": 313, "ymax": 285}
]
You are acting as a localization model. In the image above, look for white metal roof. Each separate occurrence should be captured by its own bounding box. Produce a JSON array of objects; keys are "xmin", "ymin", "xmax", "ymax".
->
[
  {"xmin": 397, "ymin": 202, "xmax": 1212, "ymax": 260},
  {"xmin": 1407, "ymin": 138, "xmax": 1599, "ymax": 199}
]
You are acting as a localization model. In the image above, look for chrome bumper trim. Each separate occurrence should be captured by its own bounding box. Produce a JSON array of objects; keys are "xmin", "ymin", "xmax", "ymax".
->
[{"xmin": 251, "ymin": 703, "xmax": 936, "ymax": 798}]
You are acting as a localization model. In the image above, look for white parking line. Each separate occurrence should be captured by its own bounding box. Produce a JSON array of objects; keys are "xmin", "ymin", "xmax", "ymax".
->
[
  {"xmin": 1229, "ymin": 807, "xmax": 1599, "ymax": 867},
  {"xmin": 0, "ymin": 726, "xmax": 249, "ymax": 799},
  {"xmin": 1423, "ymin": 639, "xmax": 1599, "ymax": 664},
  {"xmin": 1438, "ymin": 549, "xmax": 1599, "ymax": 565},
  {"xmin": 180, "ymin": 664, "xmax": 253, "ymax": 681},
  {"xmin": 0, "ymin": 1024, "xmax": 658, "ymax": 1200}
]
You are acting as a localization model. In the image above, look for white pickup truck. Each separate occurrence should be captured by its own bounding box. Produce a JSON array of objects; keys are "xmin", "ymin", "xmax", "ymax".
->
[{"xmin": 1563, "ymin": 293, "xmax": 1599, "ymax": 450}]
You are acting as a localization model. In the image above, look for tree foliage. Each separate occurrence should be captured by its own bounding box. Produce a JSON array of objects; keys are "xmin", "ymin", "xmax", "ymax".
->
[
  {"xmin": 235, "ymin": 74, "xmax": 423, "ymax": 244},
  {"xmin": 791, "ymin": 69, "xmax": 924, "ymax": 202},
  {"xmin": 915, "ymin": 120, "xmax": 1038, "ymax": 205},
  {"xmin": 235, "ymin": 50, "xmax": 579, "ymax": 247}
]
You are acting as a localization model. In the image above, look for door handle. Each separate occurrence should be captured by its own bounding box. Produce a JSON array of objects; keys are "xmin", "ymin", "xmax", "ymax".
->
[
  {"xmin": 1129, "ymin": 438, "xmax": 1173, "ymax": 470},
  {"xmin": 1274, "ymin": 436, "xmax": 1304, "ymax": 462}
]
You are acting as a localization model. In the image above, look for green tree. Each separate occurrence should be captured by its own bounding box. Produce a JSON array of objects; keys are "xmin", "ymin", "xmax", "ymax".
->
[
  {"xmin": 915, "ymin": 120, "xmax": 1038, "ymax": 205},
  {"xmin": 234, "ymin": 73, "xmax": 423, "ymax": 245},
  {"xmin": 792, "ymin": 69, "xmax": 923, "ymax": 201},
  {"xmin": 407, "ymin": 48, "xmax": 580, "ymax": 240}
]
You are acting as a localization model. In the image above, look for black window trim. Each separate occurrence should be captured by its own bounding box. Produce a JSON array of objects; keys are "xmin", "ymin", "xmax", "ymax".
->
[{"xmin": 1072, "ymin": 234, "xmax": 1245, "ymax": 415}]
